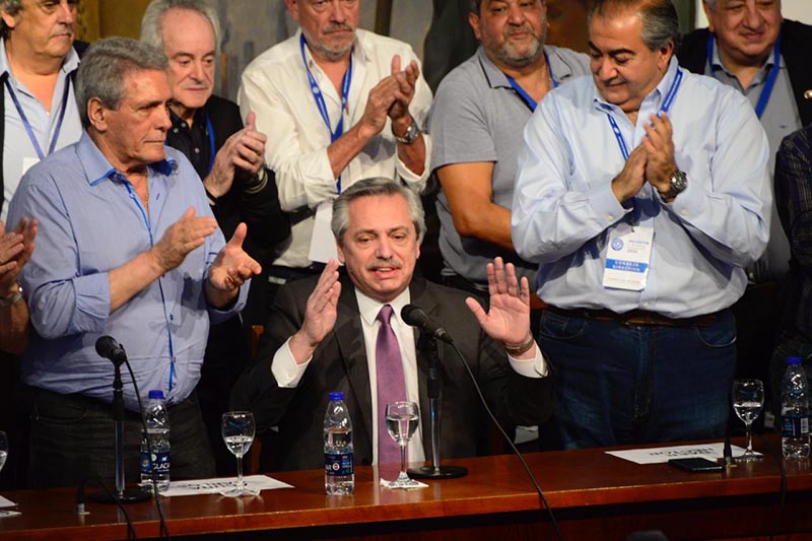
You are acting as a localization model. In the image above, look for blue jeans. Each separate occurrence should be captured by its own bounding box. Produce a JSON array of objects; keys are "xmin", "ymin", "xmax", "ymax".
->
[
  {"xmin": 539, "ymin": 309, "xmax": 736, "ymax": 449},
  {"xmin": 27, "ymin": 387, "xmax": 216, "ymax": 489}
]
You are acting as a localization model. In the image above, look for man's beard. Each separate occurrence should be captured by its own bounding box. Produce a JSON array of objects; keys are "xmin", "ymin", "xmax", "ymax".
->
[{"xmin": 491, "ymin": 25, "xmax": 546, "ymax": 69}]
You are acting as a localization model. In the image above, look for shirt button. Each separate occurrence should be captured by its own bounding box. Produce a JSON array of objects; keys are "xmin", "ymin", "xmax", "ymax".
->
[
  {"xmin": 173, "ymin": 128, "xmax": 179, "ymax": 133},
  {"xmin": 681, "ymin": 209, "xmax": 688, "ymax": 216},
  {"xmin": 607, "ymin": 215, "xmax": 614, "ymax": 221},
  {"xmin": 169, "ymin": 315, "xmax": 175, "ymax": 321},
  {"xmin": 643, "ymin": 302, "xmax": 650, "ymax": 308},
  {"xmin": 194, "ymin": 148, "xmax": 200, "ymax": 154}
]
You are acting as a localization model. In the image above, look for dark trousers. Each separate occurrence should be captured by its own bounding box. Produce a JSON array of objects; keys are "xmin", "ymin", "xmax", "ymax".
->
[{"xmin": 27, "ymin": 387, "xmax": 215, "ymax": 489}]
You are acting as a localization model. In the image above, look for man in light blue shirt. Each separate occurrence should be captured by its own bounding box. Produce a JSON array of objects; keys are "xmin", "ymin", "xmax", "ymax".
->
[
  {"xmin": 7, "ymin": 37, "xmax": 261, "ymax": 488},
  {"xmin": 512, "ymin": 0, "xmax": 771, "ymax": 449}
]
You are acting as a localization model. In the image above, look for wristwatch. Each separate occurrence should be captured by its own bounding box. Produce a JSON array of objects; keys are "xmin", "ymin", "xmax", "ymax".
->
[
  {"xmin": 0, "ymin": 283, "xmax": 23, "ymax": 307},
  {"xmin": 658, "ymin": 169, "xmax": 688, "ymax": 201},
  {"xmin": 393, "ymin": 117, "xmax": 420, "ymax": 145}
]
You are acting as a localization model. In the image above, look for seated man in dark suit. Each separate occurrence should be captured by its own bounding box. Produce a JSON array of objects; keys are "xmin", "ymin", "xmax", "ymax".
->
[{"xmin": 232, "ymin": 178, "xmax": 552, "ymax": 471}]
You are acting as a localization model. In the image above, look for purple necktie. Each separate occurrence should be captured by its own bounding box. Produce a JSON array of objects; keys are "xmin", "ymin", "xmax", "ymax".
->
[{"xmin": 376, "ymin": 304, "xmax": 407, "ymax": 464}]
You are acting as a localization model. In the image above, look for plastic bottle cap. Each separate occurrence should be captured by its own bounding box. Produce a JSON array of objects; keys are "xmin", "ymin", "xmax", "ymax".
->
[
  {"xmin": 148, "ymin": 390, "xmax": 165, "ymax": 399},
  {"xmin": 329, "ymin": 391, "xmax": 344, "ymax": 401},
  {"xmin": 787, "ymin": 357, "xmax": 802, "ymax": 366}
]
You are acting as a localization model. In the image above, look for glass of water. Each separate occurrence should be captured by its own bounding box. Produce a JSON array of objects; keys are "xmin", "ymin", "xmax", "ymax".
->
[
  {"xmin": 385, "ymin": 401, "xmax": 420, "ymax": 489},
  {"xmin": 732, "ymin": 379, "xmax": 764, "ymax": 462},
  {"xmin": 220, "ymin": 411, "xmax": 258, "ymax": 497},
  {"xmin": 0, "ymin": 431, "xmax": 7, "ymax": 474}
]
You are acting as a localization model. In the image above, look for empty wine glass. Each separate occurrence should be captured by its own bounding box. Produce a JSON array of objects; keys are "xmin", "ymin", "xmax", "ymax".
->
[
  {"xmin": 385, "ymin": 401, "xmax": 420, "ymax": 489},
  {"xmin": 0, "ymin": 431, "xmax": 7, "ymax": 474},
  {"xmin": 220, "ymin": 411, "xmax": 258, "ymax": 497},
  {"xmin": 732, "ymin": 379, "xmax": 764, "ymax": 463}
]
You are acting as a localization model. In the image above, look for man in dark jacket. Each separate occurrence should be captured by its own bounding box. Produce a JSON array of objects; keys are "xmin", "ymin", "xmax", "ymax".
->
[{"xmin": 140, "ymin": 0, "xmax": 290, "ymax": 475}]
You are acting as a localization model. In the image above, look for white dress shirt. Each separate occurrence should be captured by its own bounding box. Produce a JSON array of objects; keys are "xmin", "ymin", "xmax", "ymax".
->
[{"xmin": 238, "ymin": 29, "xmax": 433, "ymax": 269}]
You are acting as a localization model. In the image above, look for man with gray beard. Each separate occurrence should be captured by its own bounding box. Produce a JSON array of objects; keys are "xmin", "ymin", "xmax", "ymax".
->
[
  {"xmin": 428, "ymin": 0, "xmax": 588, "ymax": 302},
  {"xmin": 238, "ymin": 0, "xmax": 432, "ymax": 308}
]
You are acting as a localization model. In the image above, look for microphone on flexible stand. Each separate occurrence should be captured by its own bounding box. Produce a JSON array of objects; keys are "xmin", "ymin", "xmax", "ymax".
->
[
  {"xmin": 88, "ymin": 336, "xmax": 149, "ymax": 504},
  {"xmin": 401, "ymin": 305, "xmax": 467, "ymax": 479}
]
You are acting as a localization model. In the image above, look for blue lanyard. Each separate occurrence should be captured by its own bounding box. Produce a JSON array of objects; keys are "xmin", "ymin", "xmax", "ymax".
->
[
  {"xmin": 505, "ymin": 51, "xmax": 559, "ymax": 111},
  {"xmin": 4, "ymin": 76, "xmax": 71, "ymax": 161},
  {"xmin": 204, "ymin": 115, "xmax": 216, "ymax": 176},
  {"xmin": 300, "ymin": 34, "xmax": 353, "ymax": 192},
  {"xmin": 605, "ymin": 68, "xmax": 683, "ymax": 160},
  {"xmin": 706, "ymin": 33, "xmax": 781, "ymax": 119}
]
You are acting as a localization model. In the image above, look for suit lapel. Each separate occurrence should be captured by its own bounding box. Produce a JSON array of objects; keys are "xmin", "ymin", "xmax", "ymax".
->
[{"xmin": 332, "ymin": 274, "xmax": 374, "ymax": 455}]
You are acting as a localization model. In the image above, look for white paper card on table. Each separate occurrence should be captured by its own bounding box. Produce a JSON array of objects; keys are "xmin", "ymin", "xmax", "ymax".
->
[
  {"xmin": 603, "ymin": 224, "xmax": 654, "ymax": 291},
  {"xmin": 379, "ymin": 478, "xmax": 429, "ymax": 490},
  {"xmin": 606, "ymin": 442, "xmax": 753, "ymax": 465},
  {"xmin": 308, "ymin": 201, "xmax": 338, "ymax": 264},
  {"xmin": 162, "ymin": 475, "xmax": 293, "ymax": 497},
  {"xmin": 0, "ymin": 496, "xmax": 16, "ymax": 509}
]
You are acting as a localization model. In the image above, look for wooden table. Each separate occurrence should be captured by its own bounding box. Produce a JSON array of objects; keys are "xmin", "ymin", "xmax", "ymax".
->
[{"xmin": 1, "ymin": 438, "xmax": 811, "ymax": 540}]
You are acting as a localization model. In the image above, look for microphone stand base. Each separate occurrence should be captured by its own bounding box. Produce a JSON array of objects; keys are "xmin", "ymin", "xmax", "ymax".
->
[
  {"xmin": 408, "ymin": 465, "xmax": 467, "ymax": 479},
  {"xmin": 88, "ymin": 487, "xmax": 152, "ymax": 504}
]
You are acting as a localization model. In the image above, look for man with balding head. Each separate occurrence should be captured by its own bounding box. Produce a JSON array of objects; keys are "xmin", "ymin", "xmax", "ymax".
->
[{"xmin": 513, "ymin": 0, "xmax": 771, "ymax": 449}]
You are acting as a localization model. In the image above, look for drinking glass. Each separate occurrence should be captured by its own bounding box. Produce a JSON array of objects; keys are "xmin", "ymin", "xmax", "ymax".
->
[
  {"xmin": 385, "ymin": 401, "xmax": 420, "ymax": 489},
  {"xmin": 0, "ymin": 431, "xmax": 7, "ymax": 474},
  {"xmin": 732, "ymin": 379, "xmax": 764, "ymax": 463},
  {"xmin": 220, "ymin": 411, "xmax": 258, "ymax": 497}
]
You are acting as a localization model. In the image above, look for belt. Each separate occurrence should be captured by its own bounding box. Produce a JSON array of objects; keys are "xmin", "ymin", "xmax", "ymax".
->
[{"xmin": 547, "ymin": 306, "xmax": 719, "ymax": 328}]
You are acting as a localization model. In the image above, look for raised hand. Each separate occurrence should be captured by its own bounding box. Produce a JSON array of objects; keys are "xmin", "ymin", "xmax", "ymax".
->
[
  {"xmin": 642, "ymin": 112, "xmax": 677, "ymax": 195},
  {"xmin": 388, "ymin": 55, "xmax": 419, "ymax": 123},
  {"xmin": 289, "ymin": 259, "xmax": 341, "ymax": 363},
  {"xmin": 465, "ymin": 257, "xmax": 532, "ymax": 346},
  {"xmin": 205, "ymin": 112, "xmax": 268, "ymax": 198},
  {"xmin": 208, "ymin": 222, "xmax": 262, "ymax": 295},
  {"xmin": 151, "ymin": 207, "xmax": 218, "ymax": 273},
  {"xmin": 0, "ymin": 217, "xmax": 37, "ymax": 293},
  {"xmin": 611, "ymin": 144, "xmax": 648, "ymax": 204}
]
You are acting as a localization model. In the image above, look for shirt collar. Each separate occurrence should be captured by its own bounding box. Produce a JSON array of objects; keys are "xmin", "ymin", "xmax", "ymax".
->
[
  {"xmin": 0, "ymin": 37, "xmax": 80, "ymax": 79},
  {"xmin": 592, "ymin": 55, "xmax": 680, "ymax": 113},
  {"xmin": 169, "ymin": 105, "xmax": 208, "ymax": 131},
  {"xmin": 355, "ymin": 285, "xmax": 411, "ymax": 328},
  {"xmin": 77, "ymin": 131, "xmax": 178, "ymax": 186},
  {"xmin": 477, "ymin": 44, "xmax": 572, "ymax": 90}
]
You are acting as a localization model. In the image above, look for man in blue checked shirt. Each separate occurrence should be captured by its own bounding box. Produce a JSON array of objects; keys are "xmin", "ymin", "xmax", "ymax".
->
[
  {"xmin": 7, "ymin": 37, "xmax": 261, "ymax": 489},
  {"xmin": 512, "ymin": 0, "xmax": 771, "ymax": 449}
]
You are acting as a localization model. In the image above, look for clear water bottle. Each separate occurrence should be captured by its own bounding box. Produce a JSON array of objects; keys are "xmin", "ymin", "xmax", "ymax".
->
[
  {"xmin": 140, "ymin": 390, "xmax": 171, "ymax": 492},
  {"xmin": 324, "ymin": 391, "xmax": 354, "ymax": 495},
  {"xmin": 781, "ymin": 357, "xmax": 810, "ymax": 459}
]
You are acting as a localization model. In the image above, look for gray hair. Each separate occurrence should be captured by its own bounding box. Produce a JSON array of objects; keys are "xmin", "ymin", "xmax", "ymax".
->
[
  {"xmin": 331, "ymin": 179, "xmax": 426, "ymax": 247},
  {"xmin": 140, "ymin": 0, "xmax": 221, "ymax": 54},
  {"xmin": 0, "ymin": 0, "xmax": 78, "ymax": 38},
  {"xmin": 590, "ymin": 0, "xmax": 680, "ymax": 51},
  {"xmin": 75, "ymin": 37, "xmax": 168, "ymax": 129}
]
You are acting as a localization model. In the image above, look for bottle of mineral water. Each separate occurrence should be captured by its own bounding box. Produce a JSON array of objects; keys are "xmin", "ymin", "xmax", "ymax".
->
[
  {"xmin": 781, "ymin": 357, "xmax": 810, "ymax": 459},
  {"xmin": 140, "ymin": 390, "xmax": 171, "ymax": 492},
  {"xmin": 324, "ymin": 392, "xmax": 354, "ymax": 495}
]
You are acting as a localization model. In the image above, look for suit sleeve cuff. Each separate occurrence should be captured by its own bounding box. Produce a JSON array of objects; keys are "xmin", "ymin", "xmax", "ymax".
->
[{"xmin": 271, "ymin": 337, "xmax": 312, "ymax": 388}]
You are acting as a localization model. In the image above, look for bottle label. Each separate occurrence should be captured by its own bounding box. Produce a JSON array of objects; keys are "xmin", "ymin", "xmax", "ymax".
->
[
  {"xmin": 141, "ymin": 451, "xmax": 171, "ymax": 476},
  {"xmin": 325, "ymin": 452, "xmax": 353, "ymax": 476},
  {"xmin": 782, "ymin": 415, "xmax": 810, "ymax": 438}
]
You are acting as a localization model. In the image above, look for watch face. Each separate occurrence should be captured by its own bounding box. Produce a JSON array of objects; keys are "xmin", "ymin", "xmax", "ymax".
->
[{"xmin": 671, "ymin": 171, "xmax": 687, "ymax": 193}]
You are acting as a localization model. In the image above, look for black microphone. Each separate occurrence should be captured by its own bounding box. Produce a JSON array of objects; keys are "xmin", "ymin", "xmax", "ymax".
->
[
  {"xmin": 401, "ymin": 304, "xmax": 453, "ymax": 344},
  {"xmin": 95, "ymin": 335, "xmax": 128, "ymax": 367}
]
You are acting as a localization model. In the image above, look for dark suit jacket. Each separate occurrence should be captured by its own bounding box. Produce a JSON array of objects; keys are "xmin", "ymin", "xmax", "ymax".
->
[
  {"xmin": 231, "ymin": 273, "xmax": 553, "ymax": 471},
  {"xmin": 0, "ymin": 41, "xmax": 88, "ymax": 216},
  {"xmin": 679, "ymin": 20, "xmax": 812, "ymax": 127}
]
